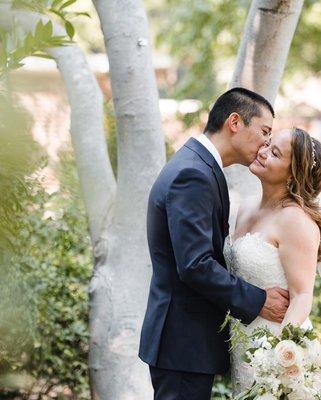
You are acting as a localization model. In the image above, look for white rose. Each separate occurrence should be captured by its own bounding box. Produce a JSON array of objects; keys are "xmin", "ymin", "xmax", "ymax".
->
[
  {"xmin": 283, "ymin": 364, "xmax": 303, "ymax": 379},
  {"xmin": 274, "ymin": 340, "xmax": 301, "ymax": 367}
]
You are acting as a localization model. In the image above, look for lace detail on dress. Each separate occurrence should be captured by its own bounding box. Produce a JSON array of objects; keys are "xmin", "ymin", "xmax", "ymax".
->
[{"xmin": 223, "ymin": 232, "xmax": 312, "ymax": 396}]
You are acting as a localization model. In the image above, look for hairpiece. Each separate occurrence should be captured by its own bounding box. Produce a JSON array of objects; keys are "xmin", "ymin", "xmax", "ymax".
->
[{"xmin": 311, "ymin": 137, "xmax": 317, "ymax": 170}]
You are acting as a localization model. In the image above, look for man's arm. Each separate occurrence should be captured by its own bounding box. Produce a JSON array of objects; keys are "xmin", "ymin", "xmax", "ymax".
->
[{"xmin": 166, "ymin": 167, "xmax": 266, "ymax": 324}]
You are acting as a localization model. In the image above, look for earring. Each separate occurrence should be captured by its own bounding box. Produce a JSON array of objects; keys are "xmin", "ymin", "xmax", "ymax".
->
[{"xmin": 286, "ymin": 179, "xmax": 291, "ymax": 190}]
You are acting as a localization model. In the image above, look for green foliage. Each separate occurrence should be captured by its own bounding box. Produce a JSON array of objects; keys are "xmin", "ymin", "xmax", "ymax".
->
[
  {"xmin": 0, "ymin": 91, "xmax": 90, "ymax": 397},
  {"xmin": 0, "ymin": 93, "xmax": 44, "ymax": 389},
  {"xmin": 0, "ymin": 94, "xmax": 43, "ymax": 240},
  {"xmin": 286, "ymin": 0, "xmax": 321, "ymax": 76},
  {"xmin": 219, "ymin": 310, "xmax": 249, "ymax": 352},
  {"xmin": 18, "ymin": 181, "xmax": 91, "ymax": 398},
  {"xmin": 311, "ymin": 275, "xmax": 321, "ymax": 334},
  {"xmin": 0, "ymin": 0, "xmax": 91, "ymax": 77},
  {"xmin": 211, "ymin": 375, "xmax": 232, "ymax": 400},
  {"xmin": 0, "ymin": 4, "xmax": 92, "ymax": 391},
  {"xmin": 155, "ymin": 0, "xmax": 249, "ymax": 107},
  {"xmin": 0, "ymin": 157, "xmax": 91, "ymax": 398},
  {"xmin": 152, "ymin": 0, "xmax": 321, "ymax": 108},
  {"xmin": 12, "ymin": 0, "xmax": 91, "ymax": 28},
  {"xmin": 0, "ymin": 20, "xmax": 70, "ymax": 74}
]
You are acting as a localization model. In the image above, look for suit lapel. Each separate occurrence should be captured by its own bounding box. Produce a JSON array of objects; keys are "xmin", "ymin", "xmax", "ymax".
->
[
  {"xmin": 212, "ymin": 162, "xmax": 230, "ymax": 236},
  {"xmin": 184, "ymin": 138, "xmax": 230, "ymax": 235}
]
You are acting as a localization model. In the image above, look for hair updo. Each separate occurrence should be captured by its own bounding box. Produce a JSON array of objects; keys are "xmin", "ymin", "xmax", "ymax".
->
[{"xmin": 286, "ymin": 128, "xmax": 321, "ymax": 260}]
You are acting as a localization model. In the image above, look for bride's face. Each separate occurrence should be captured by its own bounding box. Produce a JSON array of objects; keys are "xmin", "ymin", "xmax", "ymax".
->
[{"xmin": 249, "ymin": 129, "xmax": 292, "ymax": 185}]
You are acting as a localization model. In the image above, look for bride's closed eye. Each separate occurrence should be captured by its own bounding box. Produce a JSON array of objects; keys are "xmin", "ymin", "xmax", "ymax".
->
[{"xmin": 271, "ymin": 144, "xmax": 282, "ymax": 158}]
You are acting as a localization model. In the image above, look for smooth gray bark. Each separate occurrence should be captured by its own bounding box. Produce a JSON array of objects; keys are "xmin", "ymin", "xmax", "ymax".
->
[
  {"xmin": 227, "ymin": 0, "xmax": 304, "ymax": 228},
  {"xmin": 89, "ymin": 1, "xmax": 166, "ymax": 399},
  {"xmin": 230, "ymin": 0, "xmax": 304, "ymax": 104}
]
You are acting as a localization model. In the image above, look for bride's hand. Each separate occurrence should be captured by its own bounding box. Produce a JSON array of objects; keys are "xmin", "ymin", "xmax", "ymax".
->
[{"xmin": 259, "ymin": 287, "xmax": 289, "ymax": 323}]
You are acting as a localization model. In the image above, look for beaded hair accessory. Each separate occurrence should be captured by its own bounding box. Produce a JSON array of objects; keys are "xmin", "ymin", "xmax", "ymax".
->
[{"xmin": 311, "ymin": 137, "xmax": 317, "ymax": 170}]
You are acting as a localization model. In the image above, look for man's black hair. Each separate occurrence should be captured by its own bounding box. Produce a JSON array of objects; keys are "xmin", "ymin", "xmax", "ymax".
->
[{"xmin": 204, "ymin": 87, "xmax": 275, "ymax": 134}]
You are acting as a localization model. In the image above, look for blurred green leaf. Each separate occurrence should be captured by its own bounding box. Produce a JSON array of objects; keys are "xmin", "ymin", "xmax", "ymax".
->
[
  {"xmin": 59, "ymin": 0, "xmax": 77, "ymax": 10},
  {"xmin": 65, "ymin": 20, "xmax": 75, "ymax": 39}
]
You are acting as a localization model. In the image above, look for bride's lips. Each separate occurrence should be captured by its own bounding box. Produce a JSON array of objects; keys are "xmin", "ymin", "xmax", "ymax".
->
[{"xmin": 253, "ymin": 158, "xmax": 265, "ymax": 168}]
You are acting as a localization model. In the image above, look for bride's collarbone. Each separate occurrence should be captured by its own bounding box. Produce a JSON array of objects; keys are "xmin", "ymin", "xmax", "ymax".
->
[
  {"xmin": 233, "ymin": 221, "xmax": 279, "ymax": 247},
  {"xmin": 235, "ymin": 209, "xmax": 280, "ymax": 244}
]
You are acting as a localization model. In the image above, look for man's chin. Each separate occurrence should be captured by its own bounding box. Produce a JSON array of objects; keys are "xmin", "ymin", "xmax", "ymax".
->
[
  {"xmin": 244, "ymin": 157, "xmax": 257, "ymax": 168},
  {"xmin": 249, "ymin": 162, "xmax": 258, "ymax": 175}
]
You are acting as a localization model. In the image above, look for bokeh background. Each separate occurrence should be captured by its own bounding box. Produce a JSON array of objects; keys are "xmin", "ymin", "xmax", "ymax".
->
[{"xmin": 1, "ymin": 0, "xmax": 321, "ymax": 399}]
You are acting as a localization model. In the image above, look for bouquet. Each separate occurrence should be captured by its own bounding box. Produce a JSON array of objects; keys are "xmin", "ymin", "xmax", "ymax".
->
[{"xmin": 221, "ymin": 314, "xmax": 321, "ymax": 399}]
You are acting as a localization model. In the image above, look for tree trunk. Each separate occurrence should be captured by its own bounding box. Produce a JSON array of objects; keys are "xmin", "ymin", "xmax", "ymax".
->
[
  {"xmin": 89, "ymin": 1, "xmax": 165, "ymax": 399},
  {"xmin": 227, "ymin": 0, "xmax": 304, "ymax": 228},
  {"xmin": 230, "ymin": 0, "xmax": 304, "ymax": 104}
]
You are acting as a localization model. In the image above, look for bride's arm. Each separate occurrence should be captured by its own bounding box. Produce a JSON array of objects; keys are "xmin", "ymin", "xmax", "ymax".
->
[{"xmin": 278, "ymin": 207, "xmax": 319, "ymax": 328}]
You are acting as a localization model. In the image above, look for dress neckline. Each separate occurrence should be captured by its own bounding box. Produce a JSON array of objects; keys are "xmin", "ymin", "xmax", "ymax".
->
[{"xmin": 231, "ymin": 232, "xmax": 279, "ymax": 251}]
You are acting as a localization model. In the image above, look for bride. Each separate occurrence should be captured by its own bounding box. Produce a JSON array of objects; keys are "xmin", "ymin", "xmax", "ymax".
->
[{"xmin": 224, "ymin": 127, "xmax": 321, "ymax": 395}]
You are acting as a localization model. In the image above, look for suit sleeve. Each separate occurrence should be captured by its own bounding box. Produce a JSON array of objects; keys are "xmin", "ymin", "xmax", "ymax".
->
[{"xmin": 165, "ymin": 167, "xmax": 266, "ymax": 324}]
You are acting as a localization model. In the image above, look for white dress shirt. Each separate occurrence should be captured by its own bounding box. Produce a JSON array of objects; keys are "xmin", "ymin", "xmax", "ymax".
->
[{"xmin": 196, "ymin": 134, "xmax": 223, "ymax": 171}]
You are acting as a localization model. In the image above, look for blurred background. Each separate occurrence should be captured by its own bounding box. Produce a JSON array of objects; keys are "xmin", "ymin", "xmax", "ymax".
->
[{"xmin": 1, "ymin": 0, "xmax": 321, "ymax": 399}]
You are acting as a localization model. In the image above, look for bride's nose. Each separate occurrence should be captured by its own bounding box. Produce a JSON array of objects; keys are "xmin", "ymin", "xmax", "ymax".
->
[{"xmin": 258, "ymin": 147, "xmax": 268, "ymax": 159}]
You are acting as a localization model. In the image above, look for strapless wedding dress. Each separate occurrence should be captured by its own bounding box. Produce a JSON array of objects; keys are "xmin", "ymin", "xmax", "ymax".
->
[{"xmin": 223, "ymin": 232, "xmax": 313, "ymax": 396}]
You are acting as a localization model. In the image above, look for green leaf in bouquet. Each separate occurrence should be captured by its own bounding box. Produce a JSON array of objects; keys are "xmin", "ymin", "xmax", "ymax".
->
[
  {"xmin": 219, "ymin": 311, "xmax": 250, "ymax": 351},
  {"xmin": 65, "ymin": 21, "xmax": 75, "ymax": 39},
  {"xmin": 305, "ymin": 328, "xmax": 318, "ymax": 341},
  {"xmin": 280, "ymin": 323, "xmax": 317, "ymax": 344},
  {"xmin": 59, "ymin": 0, "xmax": 77, "ymax": 10},
  {"xmin": 43, "ymin": 20, "xmax": 53, "ymax": 40},
  {"xmin": 229, "ymin": 319, "xmax": 249, "ymax": 351},
  {"xmin": 35, "ymin": 20, "xmax": 45, "ymax": 39},
  {"xmin": 32, "ymin": 52, "xmax": 55, "ymax": 60},
  {"xmin": 52, "ymin": 0, "xmax": 65, "ymax": 7},
  {"xmin": 72, "ymin": 11, "xmax": 91, "ymax": 18},
  {"xmin": 250, "ymin": 326, "xmax": 273, "ymax": 340},
  {"xmin": 24, "ymin": 32, "xmax": 36, "ymax": 51},
  {"xmin": 49, "ymin": 8, "xmax": 67, "ymax": 21},
  {"xmin": 241, "ymin": 352, "xmax": 251, "ymax": 363},
  {"xmin": 219, "ymin": 310, "xmax": 232, "ymax": 332},
  {"xmin": 234, "ymin": 383, "xmax": 260, "ymax": 400}
]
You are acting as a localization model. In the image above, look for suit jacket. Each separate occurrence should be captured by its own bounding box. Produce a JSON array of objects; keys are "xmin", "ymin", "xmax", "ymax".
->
[{"xmin": 139, "ymin": 138, "xmax": 266, "ymax": 374}]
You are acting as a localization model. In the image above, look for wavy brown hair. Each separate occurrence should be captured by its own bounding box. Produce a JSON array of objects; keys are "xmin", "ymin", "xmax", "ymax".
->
[{"xmin": 286, "ymin": 128, "xmax": 321, "ymax": 260}]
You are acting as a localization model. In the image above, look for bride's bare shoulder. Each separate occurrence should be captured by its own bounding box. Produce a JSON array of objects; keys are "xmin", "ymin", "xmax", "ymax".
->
[{"xmin": 277, "ymin": 203, "xmax": 320, "ymax": 240}]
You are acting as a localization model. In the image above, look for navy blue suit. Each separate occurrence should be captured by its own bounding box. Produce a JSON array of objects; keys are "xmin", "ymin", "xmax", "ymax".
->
[{"xmin": 139, "ymin": 138, "xmax": 266, "ymax": 398}]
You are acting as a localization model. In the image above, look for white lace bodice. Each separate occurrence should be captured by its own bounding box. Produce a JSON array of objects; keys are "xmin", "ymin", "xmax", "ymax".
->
[
  {"xmin": 224, "ymin": 232, "xmax": 288, "ymax": 290},
  {"xmin": 223, "ymin": 232, "xmax": 312, "ymax": 395}
]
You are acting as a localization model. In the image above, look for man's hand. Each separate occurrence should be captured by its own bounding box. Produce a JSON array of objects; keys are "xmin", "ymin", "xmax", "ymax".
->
[{"xmin": 259, "ymin": 287, "xmax": 290, "ymax": 323}]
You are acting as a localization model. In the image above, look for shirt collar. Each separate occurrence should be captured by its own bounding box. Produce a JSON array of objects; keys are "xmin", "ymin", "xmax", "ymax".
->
[{"xmin": 196, "ymin": 134, "xmax": 223, "ymax": 170}]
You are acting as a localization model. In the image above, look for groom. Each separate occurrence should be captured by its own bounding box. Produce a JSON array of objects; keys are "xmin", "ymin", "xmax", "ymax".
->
[{"xmin": 139, "ymin": 87, "xmax": 289, "ymax": 400}]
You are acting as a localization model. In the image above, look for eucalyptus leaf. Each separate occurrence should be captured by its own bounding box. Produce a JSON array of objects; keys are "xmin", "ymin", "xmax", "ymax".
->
[
  {"xmin": 65, "ymin": 20, "xmax": 74, "ymax": 39},
  {"xmin": 59, "ymin": 0, "xmax": 77, "ymax": 10}
]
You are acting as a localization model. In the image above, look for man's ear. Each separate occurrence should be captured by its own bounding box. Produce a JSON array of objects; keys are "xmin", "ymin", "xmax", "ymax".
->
[{"xmin": 227, "ymin": 112, "xmax": 241, "ymax": 133}]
